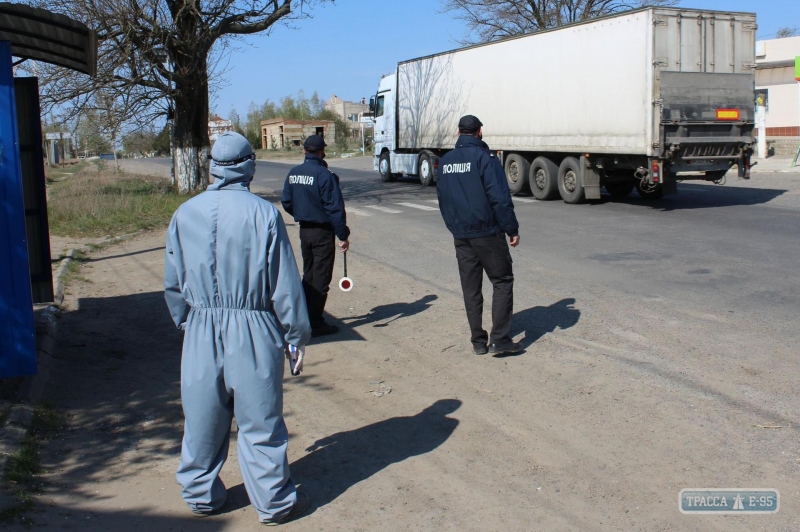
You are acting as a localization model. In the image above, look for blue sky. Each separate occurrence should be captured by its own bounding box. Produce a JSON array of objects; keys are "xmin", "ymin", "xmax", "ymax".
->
[{"xmin": 213, "ymin": 0, "xmax": 800, "ymax": 118}]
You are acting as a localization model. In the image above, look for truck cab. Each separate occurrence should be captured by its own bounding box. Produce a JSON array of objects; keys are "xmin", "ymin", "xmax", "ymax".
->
[{"xmin": 371, "ymin": 74, "xmax": 400, "ymax": 180}]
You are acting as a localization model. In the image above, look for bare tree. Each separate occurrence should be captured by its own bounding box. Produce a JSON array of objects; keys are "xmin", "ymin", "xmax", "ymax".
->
[
  {"xmin": 28, "ymin": 0, "xmax": 330, "ymax": 193},
  {"xmin": 775, "ymin": 27, "xmax": 798, "ymax": 39},
  {"xmin": 440, "ymin": 0, "xmax": 677, "ymax": 44}
]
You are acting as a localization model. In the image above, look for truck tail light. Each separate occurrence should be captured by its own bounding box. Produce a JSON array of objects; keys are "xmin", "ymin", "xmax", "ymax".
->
[
  {"xmin": 652, "ymin": 160, "xmax": 660, "ymax": 184},
  {"xmin": 716, "ymin": 109, "xmax": 740, "ymax": 120}
]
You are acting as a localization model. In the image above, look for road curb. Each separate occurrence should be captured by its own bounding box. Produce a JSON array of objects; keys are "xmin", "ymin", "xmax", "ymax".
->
[{"xmin": 53, "ymin": 249, "xmax": 77, "ymax": 306}]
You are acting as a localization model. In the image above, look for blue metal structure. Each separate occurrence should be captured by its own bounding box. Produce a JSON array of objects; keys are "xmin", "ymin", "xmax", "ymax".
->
[{"xmin": 0, "ymin": 39, "xmax": 37, "ymax": 378}]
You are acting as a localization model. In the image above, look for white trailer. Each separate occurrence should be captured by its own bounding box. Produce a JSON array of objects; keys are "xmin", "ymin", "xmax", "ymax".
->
[{"xmin": 371, "ymin": 7, "xmax": 757, "ymax": 202}]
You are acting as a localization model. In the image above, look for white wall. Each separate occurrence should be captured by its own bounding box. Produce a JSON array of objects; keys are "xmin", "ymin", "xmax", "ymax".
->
[{"xmin": 756, "ymin": 37, "xmax": 800, "ymax": 134}]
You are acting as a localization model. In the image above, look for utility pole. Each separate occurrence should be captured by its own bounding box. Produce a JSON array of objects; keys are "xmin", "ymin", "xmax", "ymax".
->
[
  {"xmin": 756, "ymin": 90, "xmax": 767, "ymax": 159},
  {"xmin": 794, "ymin": 56, "xmax": 800, "ymax": 167}
]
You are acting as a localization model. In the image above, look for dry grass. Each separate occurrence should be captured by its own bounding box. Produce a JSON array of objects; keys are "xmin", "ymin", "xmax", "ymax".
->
[{"xmin": 47, "ymin": 166, "xmax": 193, "ymax": 237}]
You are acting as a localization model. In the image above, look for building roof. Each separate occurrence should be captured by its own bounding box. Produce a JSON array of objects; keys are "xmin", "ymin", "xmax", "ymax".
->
[
  {"xmin": 0, "ymin": 2, "xmax": 97, "ymax": 76},
  {"xmin": 756, "ymin": 36, "xmax": 800, "ymax": 64},
  {"xmin": 261, "ymin": 118, "xmax": 335, "ymax": 126}
]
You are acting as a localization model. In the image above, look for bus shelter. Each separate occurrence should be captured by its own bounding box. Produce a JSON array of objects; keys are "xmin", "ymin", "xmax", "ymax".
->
[{"xmin": 0, "ymin": 2, "xmax": 96, "ymax": 378}]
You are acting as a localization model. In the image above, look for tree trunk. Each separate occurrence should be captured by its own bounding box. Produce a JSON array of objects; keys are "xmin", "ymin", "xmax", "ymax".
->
[{"xmin": 172, "ymin": 59, "xmax": 210, "ymax": 194}]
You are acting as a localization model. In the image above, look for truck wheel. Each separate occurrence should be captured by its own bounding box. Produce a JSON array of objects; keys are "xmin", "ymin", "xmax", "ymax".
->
[
  {"xmin": 635, "ymin": 180, "xmax": 663, "ymax": 200},
  {"xmin": 379, "ymin": 152, "xmax": 397, "ymax": 182},
  {"xmin": 504, "ymin": 154, "xmax": 530, "ymax": 195},
  {"xmin": 604, "ymin": 180, "xmax": 635, "ymax": 197},
  {"xmin": 557, "ymin": 157, "xmax": 585, "ymax": 204},
  {"xmin": 529, "ymin": 157, "xmax": 559, "ymax": 200},
  {"xmin": 418, "ymin": 151, "xmax": 436, "ymax": 187}
]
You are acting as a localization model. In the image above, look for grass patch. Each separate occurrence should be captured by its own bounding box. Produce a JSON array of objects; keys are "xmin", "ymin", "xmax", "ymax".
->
[
  {"xmin": 47, "ymin": 169, "xmax": 193, "ymax": 237},
  {"xmin": 1, "ymin": 404, "xmax": 61, "ymax": 527},
  {"xmin": 45, "ymin": 161, "xmax": 90, "ymax": 183}
]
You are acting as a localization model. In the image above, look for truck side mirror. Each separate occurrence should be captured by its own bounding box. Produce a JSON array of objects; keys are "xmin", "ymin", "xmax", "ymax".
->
[{"xmin": 369, "ymin": 96, "xmax": 376, "ymax": 113}]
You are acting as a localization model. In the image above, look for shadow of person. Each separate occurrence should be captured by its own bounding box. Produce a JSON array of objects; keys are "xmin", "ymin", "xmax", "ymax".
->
[
  {"xmin": 344, "ymin": 294, "xmax": 438, "ymax": 328},
  {"xmin": 505, "ymin": 298, "xmax": 581, "ymax": 355},
  {"xmin": 289, "ymin": 399, "xmax": 461, "ymax": 513}
]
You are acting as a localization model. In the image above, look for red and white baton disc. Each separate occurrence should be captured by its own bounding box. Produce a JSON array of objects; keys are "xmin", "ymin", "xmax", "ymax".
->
[{"xmin": 338, "ymin": 277, "xmax": 353, "ymax": 292}]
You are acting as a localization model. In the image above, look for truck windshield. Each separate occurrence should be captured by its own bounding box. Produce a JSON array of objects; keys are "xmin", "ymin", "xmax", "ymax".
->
[{"xmin": 376, "ymin": 95, "xmax": 385, "ymax": 117}]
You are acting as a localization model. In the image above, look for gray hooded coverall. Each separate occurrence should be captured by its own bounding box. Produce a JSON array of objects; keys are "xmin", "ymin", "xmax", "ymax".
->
[{"xmin": 164, "ymin": 132, "xmax": 311, "ymax": 522}]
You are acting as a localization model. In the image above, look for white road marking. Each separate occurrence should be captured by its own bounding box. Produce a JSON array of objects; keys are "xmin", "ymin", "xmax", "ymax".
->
[
  {"xmin": 346, "ymin": 208, "xmax": 373, "ymax": 217},
  {"xmin": 426, "ymin": 199, "xmax": 439, "ymax": 204},
  {"xmin": 396, "ymin": 202, "xmax": 439, "ymax": 211},
  {"xmin": 364, "ymin": 205, "xmax": 403, "ymax": 214},
  {"xmin": 513, "ymin": 197, "xmax": 537, "ymax": 203}
]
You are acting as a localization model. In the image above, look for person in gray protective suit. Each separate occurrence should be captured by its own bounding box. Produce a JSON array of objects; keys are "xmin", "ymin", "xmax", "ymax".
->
[{"xmin": 164, "ymin": 131, "xmax": 312, "ymax": 525}]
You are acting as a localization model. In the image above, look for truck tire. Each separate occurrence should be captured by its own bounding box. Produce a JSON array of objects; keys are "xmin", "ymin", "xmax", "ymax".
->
[
  {"xmin": 557, "ymin": 157, "xmax": 585, "ymax": 204},
  {"xmin": 418, "ymin": 151, "xmax": 436, "ymax": 187},
  {"xmin": 379, "ymin": 151, "xmax": 397, "ymax": 182},
  {"xmin": 604, "ymin": 180, "xmax": 635, "ymax": 197},
  {"xmin": 529, "ymin": 156, "xmax": 559, "ymax": 200},
  {"xmin": 635, "ymin": 180, "xmax": 664, "ymax": 200},
  {"xmin": 504, "ymin": 153, "xmax": 530, "ymax": 195}
]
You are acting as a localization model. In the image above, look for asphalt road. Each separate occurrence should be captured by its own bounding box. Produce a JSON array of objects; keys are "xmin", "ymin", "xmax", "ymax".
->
[{"xmin": 252, "ymin": 159, "xmax": 800, "ymax": 336}]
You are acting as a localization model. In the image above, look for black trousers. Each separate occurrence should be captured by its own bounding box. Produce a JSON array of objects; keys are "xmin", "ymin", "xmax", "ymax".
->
[
  {"xmin": 300, "ymin": 225, "xmax": 336, "ymax": 329},
  {"xmin": 454, "ymin": 233, "xmax": 514, "ymax": 346}
]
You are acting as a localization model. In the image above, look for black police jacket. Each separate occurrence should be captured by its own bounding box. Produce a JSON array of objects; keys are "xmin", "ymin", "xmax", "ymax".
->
[
  {"xmin": 281, "ymin": 155, "xmax": 350, "ymax": 241},
  {"xmin": 436, "ymin": 135, "xmax": 519, "ymax": 240}
]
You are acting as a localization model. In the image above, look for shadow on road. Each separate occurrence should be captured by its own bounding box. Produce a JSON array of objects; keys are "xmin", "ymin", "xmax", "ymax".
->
[
  {"xmin": 344, "ymin": 294, "xmax": 438, "ymax": 328},
  {"xmin": 289, "ymin": 399, "xmax": 461, "ymax": 513},
  {"xmin": 598, "ymin": 183, "xmax": 787, "ymax": 210},
  {"xmin": 85, "ymin": 246, "xmax": 165, "ymax": 262},
  {"xmin": 508, "ymin": 298, "xmax": 581, "ymax": 354},
  {"xmin": 19, "ymin": 290, "xmax": 193, "ymax": 529}
]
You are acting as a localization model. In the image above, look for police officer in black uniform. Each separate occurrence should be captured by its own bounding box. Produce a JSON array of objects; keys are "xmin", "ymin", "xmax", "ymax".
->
[
  {"xmin": 281, "ymin": 135, "xmax": 350, "ymax": 337},
  {"xmin": 436, "ymin": 115, "xmax": 522, "ymax": 355}
]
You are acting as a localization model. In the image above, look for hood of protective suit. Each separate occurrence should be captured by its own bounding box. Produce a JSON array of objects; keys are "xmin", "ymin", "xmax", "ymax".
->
[{"xmin": 208, "ymin": 131, "xmax": 255, "ymax": 190}]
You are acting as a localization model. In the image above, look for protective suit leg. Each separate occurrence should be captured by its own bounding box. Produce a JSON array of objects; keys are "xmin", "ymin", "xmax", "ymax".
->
[
  {"xmin": 176, "ymin": 310, "xmax": 233, "ymax": 513},
  {"xmin": 223, "ymin": 310, "xmax": 297, "ymax": 522}
]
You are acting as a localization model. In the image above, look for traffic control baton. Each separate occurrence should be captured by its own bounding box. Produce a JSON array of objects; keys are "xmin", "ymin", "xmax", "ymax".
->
[{"xmin": 338, "ymin": 252, "xmax": 353, "ymax": 292}]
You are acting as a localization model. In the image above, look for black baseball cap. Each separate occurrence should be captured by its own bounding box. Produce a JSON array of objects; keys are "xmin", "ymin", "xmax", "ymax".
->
[
  {"xmin": 303, "ymin": 135, "xmax": 327, "ymax": 151},
  {"xmin": 458, "ymin": 115, "xmax": 483, "ymax": 133}
]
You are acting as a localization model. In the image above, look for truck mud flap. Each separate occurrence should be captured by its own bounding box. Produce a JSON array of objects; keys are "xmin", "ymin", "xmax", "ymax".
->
[
  {"xmin": 580, "ymin": 156, "xmax": 601, "ymax": 200},
  {"xmin": 662, "ymin": 173, "xmax": 678, "ymax": 196}
]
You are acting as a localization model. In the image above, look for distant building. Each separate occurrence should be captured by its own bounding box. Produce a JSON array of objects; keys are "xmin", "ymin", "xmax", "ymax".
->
[
  {"xmin": 325, "ymin": 95, "xmax": 370, "ymax": 137},
  {"xmin": 208, "ymin": 115, "xmax": 233, "ymax": 142},
  {"xmin": 756, "ymin": 36, "xmax": 800, "ymax": 138},
  {"xmin": 260, "ymin": 119, "xmax": 336, "ymax": 150}
]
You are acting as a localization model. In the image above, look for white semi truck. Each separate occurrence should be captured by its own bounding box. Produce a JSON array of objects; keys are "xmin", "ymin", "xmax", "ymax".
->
[{"xmin": 370, "ymin": 7, "xmax": 757, "ymax": 203}]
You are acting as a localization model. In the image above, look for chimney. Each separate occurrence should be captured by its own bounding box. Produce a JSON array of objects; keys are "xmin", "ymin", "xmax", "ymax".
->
[{"xmin": 361, "ymin": 97, "xmax": 366, "ymax": 105}]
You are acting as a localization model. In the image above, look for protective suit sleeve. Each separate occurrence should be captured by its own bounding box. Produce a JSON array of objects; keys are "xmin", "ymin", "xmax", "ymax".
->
[
  {"xmin": 164, "ymin": 216, "xmax": 190, "ymax": 329},
  {"xmin": 268, "ymin": 214, "xmax": 312, "ymax": 347},
  {"xmin": 320, "ymin": 170, "xmax": 351, "ymax": 241},
  {"xmin": 482, "ymin": 155, "xmax": 520, "ymax": 238},
  {"xmin": 280, "ymin": 174, "xmax": 294, "ymax": 215}
]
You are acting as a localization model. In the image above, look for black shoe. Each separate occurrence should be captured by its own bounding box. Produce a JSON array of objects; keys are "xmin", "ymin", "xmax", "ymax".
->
[
  {"xmin": 472, "ymin": 344, "xmax": 488, "ymax": 355},
  {"xmin": 488, "ymin": 341, "xmax": 523, "ymax": 355},
  {"xmin": 311, "ymin": 324, "xmax": 339, "ymax": 337},
  {"xmin": 263, "ymin": 491, "xmax": 311, "ymax": 525}
]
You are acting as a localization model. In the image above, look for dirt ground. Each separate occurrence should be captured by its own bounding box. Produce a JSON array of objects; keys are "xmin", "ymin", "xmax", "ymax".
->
[{"xmin": 8, "ymin": 205, "xmax": 799, "ymax": 531}]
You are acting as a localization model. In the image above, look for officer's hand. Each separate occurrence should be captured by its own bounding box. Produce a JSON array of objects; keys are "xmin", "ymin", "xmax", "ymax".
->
[
  {"xmin": 509, "ymin": 235, "xmax": 520, "ymax": 247},
  {"xmin": 339, "ymin": 240, "xmax": 350, "ymax": 253}
]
